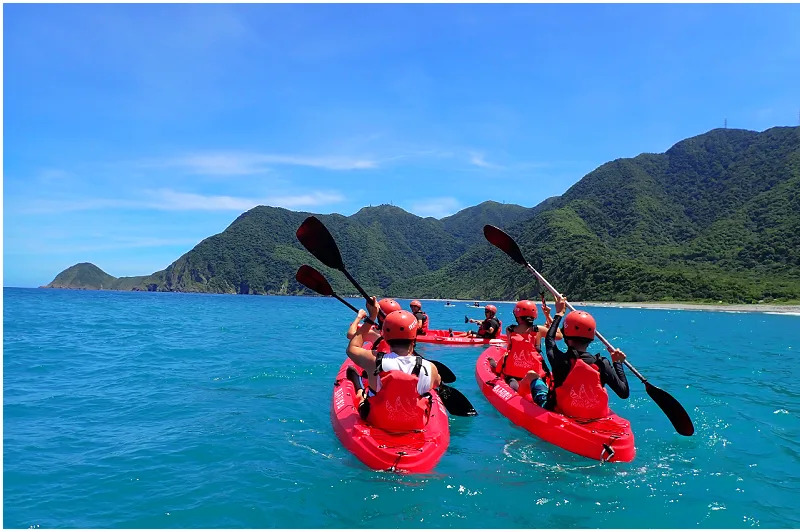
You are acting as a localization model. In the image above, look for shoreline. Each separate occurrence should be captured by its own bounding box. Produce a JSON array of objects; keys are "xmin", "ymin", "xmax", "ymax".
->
[
  {"xmin": 423, "ymin": 297, "xmax": 800, "ymax": 315},
  {"xmin": 573, "ymin": 301, "xmax": 800, "ymax": 315}
]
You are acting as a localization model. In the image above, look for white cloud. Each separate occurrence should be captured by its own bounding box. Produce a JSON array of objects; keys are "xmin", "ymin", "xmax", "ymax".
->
[
  {"xmin": 145, "ymin": 189, "xmax": 344, "ymax": 211},
  {"xmin": 17, "ymin": 198, "xmax": 145, "ymax": 214},
  {"xmin": 469, "ymin": 151, "xmax": 504, "ymax": 170},
  {"xmin": 16, "ymin": 189, "xmax": 345, "ymax": 214},
  {"xmin": 26, "ymin": 237, "xmax": 204, "ymax": 254},
  {"xmin": 154, "ymin": 152, "xmax": 378, "ymax": 175},
  {"xmin": 407, "ymin": 197, "xmax": 462, "ymax": 219}
]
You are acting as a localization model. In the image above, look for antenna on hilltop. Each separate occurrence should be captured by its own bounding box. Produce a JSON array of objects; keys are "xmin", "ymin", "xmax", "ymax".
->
[{"xmin": 724, "ymin": 118, "xmax": 727, "ymax": 129}]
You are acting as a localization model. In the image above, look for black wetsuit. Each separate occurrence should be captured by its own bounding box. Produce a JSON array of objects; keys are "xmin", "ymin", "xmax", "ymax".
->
[
  {"xmin": 413, "ymin": 311, "xmax": 428, "ymax": 333},
  {"xmin": 544, "ymin": 314, "xmax": 629, "ymax": 409},
  {"xmin": 478, "ymin": 317, "xmax": 501, "ymax": 338}
]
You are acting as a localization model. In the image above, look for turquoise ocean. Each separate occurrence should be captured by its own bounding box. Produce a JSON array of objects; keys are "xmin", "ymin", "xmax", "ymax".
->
[{"xmin": 3, "ymin": 287, "xmax": 799, "ymax": 528}]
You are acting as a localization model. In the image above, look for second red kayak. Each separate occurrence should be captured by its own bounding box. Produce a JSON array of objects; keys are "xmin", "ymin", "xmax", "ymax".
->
[
  {"xmin": 416, "ymin": 329, "xmax": 508, "ymax": 346},
  {"xmin": 475, "ymin": 345, "xmax": 635, "ymax": 462},
  {"xmin": 331, "ymin": 359, "xmax": 450, "ymax": 473}
]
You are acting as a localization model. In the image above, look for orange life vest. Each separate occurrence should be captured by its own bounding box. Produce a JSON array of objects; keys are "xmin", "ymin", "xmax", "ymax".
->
[
  {"xmin": 366, "ymin": 355, "xmax": 431, "ymax": 431},
  {"xmin": 501, "ymin": 330, "xmax": 545, "ymax": 379},
  {"xmin": 554, "ymin": 358, "xmax": 610, "ymax": 419}
]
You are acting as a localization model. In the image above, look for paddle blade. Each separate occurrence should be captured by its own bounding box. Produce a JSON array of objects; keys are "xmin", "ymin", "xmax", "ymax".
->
[
  {"xmin": 438, "ymin": 384, "xmax": 477, "ymax": 417},
  {"xmin": 295, "ymin": 265, "xmax": 334, "ymax": 296},
  {"xmin": 430, "ymin": 360, "xmax": 456, "ymax": 384},
  {"xmin": 296, "ymin": 216, "xmax": 346, "ymax": 271},
  {"xmin": 645, "ymin": 382, "xmax": 695, "ymax": 436},
  {"xmin": 484, "ymin": 225, "xmax": 527, "ymax": 266}
]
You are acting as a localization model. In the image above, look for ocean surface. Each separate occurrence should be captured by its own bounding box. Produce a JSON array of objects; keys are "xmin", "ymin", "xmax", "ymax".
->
[{"xmin": 3, "ymin": 287, "xmax": 799, "ymax": 528}]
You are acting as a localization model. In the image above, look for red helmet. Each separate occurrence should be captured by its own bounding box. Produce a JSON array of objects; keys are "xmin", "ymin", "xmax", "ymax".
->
[
  {"xmin": 485, "ymin": 304, "xmax": 497, "ymax": 315},
  {"xmin": 562, "ymin": 311, "xmax": 596, "ymax": 340},
  {"xmin": 378, "ymin": 298, "xmax": 401, "ymax": 317},
  {"xmin": 410, "ymin": 300, "xmax": 422, "ymax": 309},
  {"xmin": 513, "ymin": 300, "xmax": 538, "ymax": 320},
  {"xmin": 382, "ymin": 310, "xmax": 419, "ymax": 341}
]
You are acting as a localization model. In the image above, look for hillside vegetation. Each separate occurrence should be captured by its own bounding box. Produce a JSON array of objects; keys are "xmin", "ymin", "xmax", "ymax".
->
[{"xmin": 45, "ymin": 126, "xmax": 800, "ymax": 303}]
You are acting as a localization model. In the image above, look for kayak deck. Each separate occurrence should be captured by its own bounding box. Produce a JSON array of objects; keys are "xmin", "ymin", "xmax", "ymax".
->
[
  {"xmin": 416, "ymin": 329, "xmax": 507, "ymax": 346},
  {"xmin": 331, "ymin": 359, "xmax": 450, "ymax": 473},
  {"xmin": 475, "ymin": 346, "xmax": 635, "ymax": 462}
]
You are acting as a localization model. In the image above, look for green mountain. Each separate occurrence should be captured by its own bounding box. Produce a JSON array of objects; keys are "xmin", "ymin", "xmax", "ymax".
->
[
  {"xmin": 392, "ymin": 126, "xmax": 800, "ymax": 302},
  {"xmin": 45, "ymin": 126, "xmax": 800, "ymax": 302},
  {"xmin": 43, "ymin": 262, "xmax": 117, "ymax": 290}
]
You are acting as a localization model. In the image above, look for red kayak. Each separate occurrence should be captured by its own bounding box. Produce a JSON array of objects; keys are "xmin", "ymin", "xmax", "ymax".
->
[
  {"xmin": 331, "ymin": 359, "xmax": 450, "ymax": 473},
  {"xmin": 475, "ymin": 346, "xmax": 635, "ymax": 462},
  {"xmin": 416, "ymin": 329, "xmax": 508, "ymax": 346}
]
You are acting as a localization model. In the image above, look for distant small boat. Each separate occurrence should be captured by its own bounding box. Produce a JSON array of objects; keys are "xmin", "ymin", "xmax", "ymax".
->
[
  {"xmin": 444, "ymin": 303, "xmax": 456, "ymax": 307},
  {"xmin": 466, "ymin": 304, "xmax": 486, "ymax": 309}
]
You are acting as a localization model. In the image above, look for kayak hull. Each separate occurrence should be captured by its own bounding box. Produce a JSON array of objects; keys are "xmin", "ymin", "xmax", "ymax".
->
[
  {"xmin": 416, "ymin": 329, "xmax": 507, "ymax": 346},
  {"xmin": 475, "ymin": 346, "xmax": 635, "ymax": 462},
  {"xmin": 331, "ymin": 359, "xmax": 450, "ymax": 473}
]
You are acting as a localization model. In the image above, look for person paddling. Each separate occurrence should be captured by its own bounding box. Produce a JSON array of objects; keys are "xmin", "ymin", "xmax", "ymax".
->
[
  {"xmin": 409, "ymin": 300, "xmax": 429, "ymax": 335},
  {"xmin": 465, "ymin": 305, "xmax": 501, "ymax": 338},
  {"xmin": 487, "ymin": 299, "xmax": 562, "ymax": 406},
  {"xmin": 347, "ymin": 298, "xmax": 402, "ymax": 351},
  {"xmin": 345, "ymin": 300, "xmax": 441, "ymax": 431},
  {"xmin": 545, "ymin": 295, "xmax": 629, "ymax": 417}
]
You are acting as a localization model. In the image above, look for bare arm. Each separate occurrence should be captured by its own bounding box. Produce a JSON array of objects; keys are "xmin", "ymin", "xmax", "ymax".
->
[
  {"xmin": 431, "ymin": 364, "xmax": 441, "ymax": 389},
  {"xmin": 346, "ymin": 320, "xmax": 378, "ymax": 374},
  {"xmin": 346, "ymin": 309, "xmax": 367, "ymax": 339},
  {"xmin": 345, "ymin": 298, "xmax": 381, "ymax": 373},
  {"xmin": 542, "ymin": 300, "xmax": 553, "ymax": 328}
]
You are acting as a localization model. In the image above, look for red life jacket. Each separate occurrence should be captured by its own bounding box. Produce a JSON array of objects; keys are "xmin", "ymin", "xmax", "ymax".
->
[
  {"xmin": 366, "ymin": 355, "xmax": 431, "ymax": 431},
  {"xmin": 501, "ymin": 330, "xmax": 545, "ymax": 379},
  {"xmin": 414, "ymin": 312, "xmax": 429, "ymax": 335},
  {"xmin": 554, "ymin": 358, "xmax": 610, "ymax": 419},
  {"xmin": 373, "ymin": 337, "xmax": 390, "ymax": 354}
]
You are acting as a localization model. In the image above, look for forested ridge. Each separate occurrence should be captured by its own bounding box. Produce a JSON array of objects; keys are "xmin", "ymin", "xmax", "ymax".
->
[{"xmin": 45, "ymin": 126, "xmax": 800, "ymax": 303}]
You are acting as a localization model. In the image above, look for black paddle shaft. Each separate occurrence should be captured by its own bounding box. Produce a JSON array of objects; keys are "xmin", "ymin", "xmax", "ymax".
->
[{"xmin": 295, "ymin": 265, "xmax": 377, "ymax": 325}]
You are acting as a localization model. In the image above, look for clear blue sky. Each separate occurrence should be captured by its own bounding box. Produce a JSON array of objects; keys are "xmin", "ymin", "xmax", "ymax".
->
[{"xmin": 4, "ymin": 3, "xmax": 800, "ymax": 287}]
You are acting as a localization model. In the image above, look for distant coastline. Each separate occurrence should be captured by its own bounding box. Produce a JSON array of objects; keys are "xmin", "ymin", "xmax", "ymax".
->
[
  {"xmin": 26, "ymin": 288, "xmax": 800, "ymax": 315},
  {"xmin": 574, "ymin": 301, "xmax": 800, "ymax": 315},
  {"xmin": 420, "ymin": 297, "xmax": 800, "ymax": 315}
]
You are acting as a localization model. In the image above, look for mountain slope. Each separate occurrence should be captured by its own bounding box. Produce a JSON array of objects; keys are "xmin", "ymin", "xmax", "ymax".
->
[
  {"xmin": 43, "ymin": 263, "xmax": 117, "ymax": 289},
  {"xmin": 44, "ymin": 126, "xmax": 800, "ymax": 302}
]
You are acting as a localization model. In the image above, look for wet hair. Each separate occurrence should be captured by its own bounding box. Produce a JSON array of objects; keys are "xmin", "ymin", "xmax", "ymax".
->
[
  {"xmin": 387, "ymin": 339, "xmax": 414, "ymax": 351},
  {"xmin": 517, "ymin": 315, "xmax": 534, "ymax": 325}
]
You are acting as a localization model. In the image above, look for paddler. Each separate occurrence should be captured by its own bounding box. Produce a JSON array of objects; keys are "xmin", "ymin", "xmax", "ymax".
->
[
  {"xmin": 487, "ymin": 299, "xmax": 563, "ymax": 406},
  {"xmin": 465, "ymin": 304, "xmax": 501, "ymax": 338},
  {"xmin": 346, "ymin": 298, "xmax": 402, "ymax": 351},
  {"xmin": 409, "ymin": 300, "xmax": 429, "ymax": 335},
  {"xmin": 544, "ymin": 295, "xmax": 629, "ymax": 417},
  {"xmin": 345, "ymin": 299, "xmax": 441, "ymax": 431}
]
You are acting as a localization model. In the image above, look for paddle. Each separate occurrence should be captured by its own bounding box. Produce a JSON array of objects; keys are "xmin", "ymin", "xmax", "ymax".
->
[
  {"xmin": 294, "ymin": 265, "xmax": 457, "ymax": 385},
  {"xmin": 438, "ymin": 383, "xmax": 478, "ymax": 416},
  {"xmin": 295, "ymin": 265, "xmax": 377, "ymax": 326},
  {"xmin": 483, "ymin": 224, "xmax": 694, "ymax": 436},
  {"xmin": 296, "ymin": 216, "xmax": 373, "ymax": 303},
  {"xmin": 294, "ymin": 223, "xmax": 478, "ymax": 418}
]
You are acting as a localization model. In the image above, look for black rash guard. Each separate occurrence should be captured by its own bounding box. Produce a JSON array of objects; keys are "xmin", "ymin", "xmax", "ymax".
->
[
  {"xmin": 479, "ymin": 317, "xmax": 501, "ymax": 338},
  {"xmin": 545, "ymin": 314, "xmax": 629, "ymax": 399}
]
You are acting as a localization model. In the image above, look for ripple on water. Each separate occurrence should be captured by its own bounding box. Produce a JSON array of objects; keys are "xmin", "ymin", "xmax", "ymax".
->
[{"xmin": 4, "ymin": 289, "xmax": 800, "ymax": 528}]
